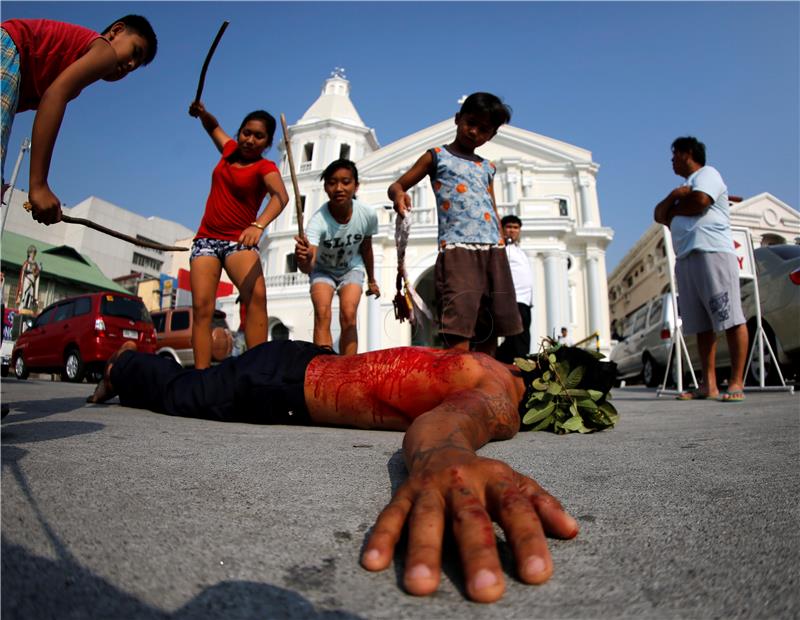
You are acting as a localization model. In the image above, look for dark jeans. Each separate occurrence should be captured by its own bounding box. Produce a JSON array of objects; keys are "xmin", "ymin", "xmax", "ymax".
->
[
  {"xmin": 496, "ymin": 303, "xmax": 532, "ymax": 363},
  {"xmin": 110, "ymin": 340, "xmax": 334, "ymax": 424}
]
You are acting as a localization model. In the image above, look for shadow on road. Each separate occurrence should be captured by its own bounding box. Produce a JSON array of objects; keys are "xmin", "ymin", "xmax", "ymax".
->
[{"xmin": 1, "ymin": 541, "xmax": 366, "ymax": 619}]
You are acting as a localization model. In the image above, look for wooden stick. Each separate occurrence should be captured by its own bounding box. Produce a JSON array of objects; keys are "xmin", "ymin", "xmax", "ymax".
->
[
  {"xmin": 194, "ymin": 21, "xmax": 229, "ymax": 104},
  {"xmin": 280, "ymin": 113, "xmax": 304, "ymax": 237},
  {"xmin": 23, "ymin": 203, "xmax": 188, "ymax": 251}
]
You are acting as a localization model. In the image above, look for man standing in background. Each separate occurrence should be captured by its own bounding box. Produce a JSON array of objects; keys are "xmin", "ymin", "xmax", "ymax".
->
[
  {"xmin": 654, "ymin": 136, "xmax": 748, "ymax": 402},
  {"xmin": 496, "ymin": 215, "xmax": 534, "ymax": 363}
]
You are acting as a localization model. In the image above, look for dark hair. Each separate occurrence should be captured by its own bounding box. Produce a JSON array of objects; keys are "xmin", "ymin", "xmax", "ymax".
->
[
  {"xmin": 320, "ymin": 159, "xmax": 359, "ymax": 184},
  {"xmin": 102, "ymin": 15, "xmax": 158, "ymax": 65},
  {"xmin": 501, "ymin": 215, "xmax": 522, "ymax": 227},
  {"xmin": 459, "ymin": 92, "xmax": 512, "ymax": 129},
  {"xmin": 671, "ymin": 136, "xmax": 706, "ymax": 166},
  {"xmin": 238, "ymin": 110, "xmax": 277, "ymax": 148}
]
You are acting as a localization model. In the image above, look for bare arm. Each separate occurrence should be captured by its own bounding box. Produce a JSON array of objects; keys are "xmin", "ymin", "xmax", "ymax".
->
[
  {"xmin": 238, "ymin": 171, "xmax": 289, "ymax": 246},
  {"xmin": 387, "ymin": 151, "xmax": 434, "ymax": 218},
  {"xmin": 294, "ymin": 235, "xmax": 317, "ymax": 274},
  {"xmin": 654, "ymin": 186, "xmax": 711, "ymax": 225},
  {"xmin": 359, "ymin": 236, "xmax": 380, "ymax": 297},
  {"xmin": 27, "ymin": 39, "xmax": 118, "ymax": 224},
  {"xmin": 362, "ymin": 366, "xmax": 579, "ymax": 603},
  {"xmin": 188, "ymin": 101, "xmax": 230, "ymax": 152},
  {"xmin": 488, "ymin": 181, "xmax": 504, "ymax": 243}
]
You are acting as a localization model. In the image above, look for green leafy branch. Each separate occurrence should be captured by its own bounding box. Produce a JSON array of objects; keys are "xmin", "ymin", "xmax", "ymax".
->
[{"xmin": 515, "ymin": 341, "xmax": 619, "ymax": 434}]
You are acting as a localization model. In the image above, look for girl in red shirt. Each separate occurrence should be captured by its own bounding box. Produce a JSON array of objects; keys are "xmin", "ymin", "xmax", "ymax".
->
[{"xmin": 189, "ymin": 101, "xmax": 288, "ymax": 369}]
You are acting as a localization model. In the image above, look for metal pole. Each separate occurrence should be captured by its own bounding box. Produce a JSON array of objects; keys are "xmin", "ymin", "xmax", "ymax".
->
[{"xmin": 1, "ymin": 138, "xmax": 31, "ymax": 235}]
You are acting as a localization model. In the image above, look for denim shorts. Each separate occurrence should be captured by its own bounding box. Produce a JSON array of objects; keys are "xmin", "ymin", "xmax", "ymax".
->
[
  {"xmin": 310, "ymin": 267, "xmax": 365, "ymax": 291},
  {"xmin": 190, "ymin": 237, "xmax": 259, "ymax": 262}
]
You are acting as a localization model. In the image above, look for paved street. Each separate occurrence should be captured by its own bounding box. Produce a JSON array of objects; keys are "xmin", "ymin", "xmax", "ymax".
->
[{"xmin": 1, "ymin": 376, "xmax": 798, "ymax": 619}]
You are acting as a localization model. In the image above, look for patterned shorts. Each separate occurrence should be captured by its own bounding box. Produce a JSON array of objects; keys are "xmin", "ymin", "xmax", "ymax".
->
[
  {"xmin": 190, "ymin": 237, "xmax": 259, "ymax": 262},
  {"xmin": 1, "ymin": 29, "xmax": 21, "ymax": 176}
]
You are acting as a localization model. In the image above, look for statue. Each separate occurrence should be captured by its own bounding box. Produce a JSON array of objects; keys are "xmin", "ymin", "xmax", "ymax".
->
[{"xmin": 16, "ymin": 245, "xmax": 41, "ymax": 312}]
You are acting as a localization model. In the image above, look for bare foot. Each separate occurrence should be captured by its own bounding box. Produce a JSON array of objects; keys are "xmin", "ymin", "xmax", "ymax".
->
[{"xmin": 86, "ymin": 341, "xmax": 138, "ymax": 403}]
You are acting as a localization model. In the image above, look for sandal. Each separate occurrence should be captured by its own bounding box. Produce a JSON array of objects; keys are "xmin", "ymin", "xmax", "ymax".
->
[
  {"xmin": 719, "ymin": 390, "xmax": 746, "ymax": 403},
  {"xmin": 676, "ymin": 389, "xmax": 716, "ymax": 401}
]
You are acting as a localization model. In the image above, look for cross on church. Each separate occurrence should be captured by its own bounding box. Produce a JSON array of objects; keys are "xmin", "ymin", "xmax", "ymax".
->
[{"xmin": 331, "ymin": 66, "xmax": 347, "ymax": 79}]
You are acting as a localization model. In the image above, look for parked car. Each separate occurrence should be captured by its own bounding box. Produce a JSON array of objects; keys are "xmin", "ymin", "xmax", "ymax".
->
[
  {"xmin": 736, "ymin": 244, "xmax": 800, "ymax": 383},
  {"xmin": 11, "ymin": 291, "xmax": 157, "ymax": 382},
  {"xmin": 150, "ymin": 306, "xmax": 232, "ymax": 367},
  {"xmin": 610, "ymin": 293, "xmax": 680, "ymax": 387},
  {"xmin": 611, "ymin": 244, "xmax": 800, "ymax": 387}
]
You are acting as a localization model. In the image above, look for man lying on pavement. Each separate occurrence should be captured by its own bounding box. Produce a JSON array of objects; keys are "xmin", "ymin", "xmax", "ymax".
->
[{"xmin": 87, "ymin": 339, "xmax": 579, "ymax": 604}]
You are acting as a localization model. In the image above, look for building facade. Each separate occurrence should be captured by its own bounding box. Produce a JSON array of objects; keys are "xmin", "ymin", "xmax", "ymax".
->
[
  {"xmin": 608, "ymin": 192, "xmax": 800, "ymax": 334},
  {"xmin": 228, "ymin": 72, "xmax": 615, "ymax": 353}
]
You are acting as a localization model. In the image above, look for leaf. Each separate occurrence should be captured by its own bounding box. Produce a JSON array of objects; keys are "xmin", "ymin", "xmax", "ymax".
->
[
  {"xmin": 530, "ymin": 415, "xmax": 554, "ymax": 431},
  {"xmin": 514, "ymin": 357, "xmax": 537, "ymax": 372},
  {"xmin": 587, "ymin": 350, "xmax": 605, "ymax": 360},
  {"xmin": 569, "ymin": 402, "xmax": 579, "ymax": 417},
  {"xmin": 547, "ymin": 382, "xmax": 563, "ymax": 395},
  {"xmin": 542, "ymin": 371, "xmax": 551, "ymax": 381},
  {"xmin": 565, "ymin": 366, "xmax": 585, "ymax": 388},
  {"xmin": 588, "ymin": 389, "xmax": 604, "ymax": 401},
  {"xmin": 532, "ymin": 378, "xmax": 548, "ymax": 391},
  {"xmin": 548, "ymin": 354, "xmax": 557, "ymax": 364},
  {"xmin": 522, "ymin": 401, "xmax": 556, "ymax": 426},
  {"xmin": 566, "ymin": 388, "xmax": 590, "ymax": 398},
  {"xmin": 562, "ymin": 415, "xmax": 587, "ymax": 432},
  {"xmin": 527, "ymin": 391, "xmax": 546, "ymax": 402},
  {"xmin": 578, "ymin": 399, "xmax": 598, "ymax": 410}
]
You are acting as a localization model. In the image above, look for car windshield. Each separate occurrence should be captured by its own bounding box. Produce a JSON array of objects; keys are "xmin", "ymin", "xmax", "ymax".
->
[
  {"xmin": 100, "ymin": 295, "xmax": 152, "ymax": 323},
  {"xmin": 760, "ymin": 245, "xmax": 800, "ymax": 261}
]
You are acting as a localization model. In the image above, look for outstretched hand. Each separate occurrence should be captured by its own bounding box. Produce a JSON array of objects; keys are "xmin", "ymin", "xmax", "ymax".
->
[{"xmin": 361, "ymin": 454, "xmax": 578, "ymax": 603}]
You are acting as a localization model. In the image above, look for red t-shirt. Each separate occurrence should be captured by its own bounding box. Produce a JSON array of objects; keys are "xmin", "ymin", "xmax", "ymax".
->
[
  {"xmin": 2, "ymin": 19, "xmax": 102, "ymax": 112},
  {"xmin": 196, "ymin": 140, "xmax": 279, "ymax": 241}
]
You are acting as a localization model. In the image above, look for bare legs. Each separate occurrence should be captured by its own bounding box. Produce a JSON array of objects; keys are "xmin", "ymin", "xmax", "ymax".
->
[
  {"xmin": 224, "ymin": 251, "xmax": 268, "ymax": 349},
  {"xmin": 191, "ymin": 251, "xmax": 267, "ymax": 370},
  {"xmin": 310, "ymin": 282, "xmax": 362, "ymax": 355},
  {"xmin": 695, "ymin": 322, "xmax": 749, "ymax": 397},
  {"xmin": 725, "ymin": 323, "xmax": 749, "ymax": 393},
  {"xmin": 190, "ymin": 257, "xmax": 223, "ymax": 370}
]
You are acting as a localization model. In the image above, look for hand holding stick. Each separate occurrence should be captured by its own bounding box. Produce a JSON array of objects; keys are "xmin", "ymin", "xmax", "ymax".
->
[{"xmin": 280, "ymin": 113, "xmax": 304, "ymax": 238}]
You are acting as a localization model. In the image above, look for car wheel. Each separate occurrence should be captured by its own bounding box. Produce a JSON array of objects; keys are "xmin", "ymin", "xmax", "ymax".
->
[
  {"xmin": 62, "ymin": 349, "xmax": 85, "ymax": 383},
  {"xmin": 13, "ymin": 355, "xmax": 29, "ymax": 380},
  {"xmin": 642, "ymin": 354, "xmax": 663, "ymax": 388}
]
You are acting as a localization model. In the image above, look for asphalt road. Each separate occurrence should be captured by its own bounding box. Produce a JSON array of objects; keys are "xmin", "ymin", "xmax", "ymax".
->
[{"xmin": 1, "ymin": 376, "xmax": 798, "ymax": 619}]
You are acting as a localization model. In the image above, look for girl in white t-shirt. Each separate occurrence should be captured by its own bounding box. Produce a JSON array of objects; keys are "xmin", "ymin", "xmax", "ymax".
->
[{"xmin": 294, "ymin": 159, "xmax": 380, "ymax": 355}]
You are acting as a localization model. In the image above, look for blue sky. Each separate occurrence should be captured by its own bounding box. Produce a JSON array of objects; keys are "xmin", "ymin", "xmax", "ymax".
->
[{"xmin": 3, "ymin": 1, "xmax": 798, "ymax": 273}]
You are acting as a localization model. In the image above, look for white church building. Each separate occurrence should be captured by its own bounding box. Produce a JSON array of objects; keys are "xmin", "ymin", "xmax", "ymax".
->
[{"xmin": 221, "ymin": 71, "xmax": 615, "ymax": 354}]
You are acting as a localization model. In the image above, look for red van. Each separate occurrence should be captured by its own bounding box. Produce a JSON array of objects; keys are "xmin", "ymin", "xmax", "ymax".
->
[{"xmin": 11, "ymin": 291, "xmax": 156, "ymax": 382}]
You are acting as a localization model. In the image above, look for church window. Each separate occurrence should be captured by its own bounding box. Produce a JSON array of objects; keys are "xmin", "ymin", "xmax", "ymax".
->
[
  {"xmin": 339, "ymin": 143, "xmax": 351, "ymax": 160},
  {"xmin": 559, "ymin": 199, "xmax": 568, "ymax": 216},
  {"xmin": 303, "ymin": 143, "xmax": 314, "ymax": 163},
  {"xmin": 285, "ymin": 253, "xmax": 297, "ymax": 273}
]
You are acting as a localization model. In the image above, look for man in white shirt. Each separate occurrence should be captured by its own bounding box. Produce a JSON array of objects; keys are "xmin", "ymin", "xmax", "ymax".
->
[
  {"xmin": 496, "ymin": 215, "xmax": 534, "ymax": 363},
  {"xmin": 654, "ymin": 136, "xmax": 748, "ymax": 402}
]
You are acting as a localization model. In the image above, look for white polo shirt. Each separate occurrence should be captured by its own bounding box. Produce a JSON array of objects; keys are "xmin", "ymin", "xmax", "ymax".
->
[{"xmin": 505, "ymin": 242, "xmax": 533, "ymax": 306}]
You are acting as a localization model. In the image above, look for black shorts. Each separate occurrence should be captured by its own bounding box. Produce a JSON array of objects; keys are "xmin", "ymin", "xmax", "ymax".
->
[{"xmin": 110, "ymin": 340, "xmax": 335, "ymax": 424}]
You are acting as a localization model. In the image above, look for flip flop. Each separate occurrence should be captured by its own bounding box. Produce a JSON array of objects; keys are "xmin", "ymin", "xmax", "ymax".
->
[
  {"xmin": 719, "ymin": 390, "xmax": 746, "ymax": 403},
  {"xmin": 676, "ymin": 389, "xmax": 714, "ymax": 401}
]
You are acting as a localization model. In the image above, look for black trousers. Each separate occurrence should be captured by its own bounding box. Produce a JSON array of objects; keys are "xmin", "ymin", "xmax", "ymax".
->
[
  {"xmin": 110, "ymin": 340, "xmax": 334, "ymax": 424},
  {"xmin": 496, "ymin": 303, "xmax": 532, "ymax": 363}
]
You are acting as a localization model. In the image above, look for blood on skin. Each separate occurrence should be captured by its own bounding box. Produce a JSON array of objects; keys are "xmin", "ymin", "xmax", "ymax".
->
[{"xmin": 307, "ymin": 347, "xmax": 473, "ymax": 425}]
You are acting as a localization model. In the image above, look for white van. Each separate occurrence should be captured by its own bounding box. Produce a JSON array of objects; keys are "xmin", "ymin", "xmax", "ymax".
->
[{"xmin": 610, "ymin": 293, "xmax": 680, "ymax": 386}]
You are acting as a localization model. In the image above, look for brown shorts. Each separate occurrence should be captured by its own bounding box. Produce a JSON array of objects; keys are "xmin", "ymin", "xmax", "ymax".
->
[{"xmin": 434, "ymin": 246, "xmax": 523, "ymax": 342}]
